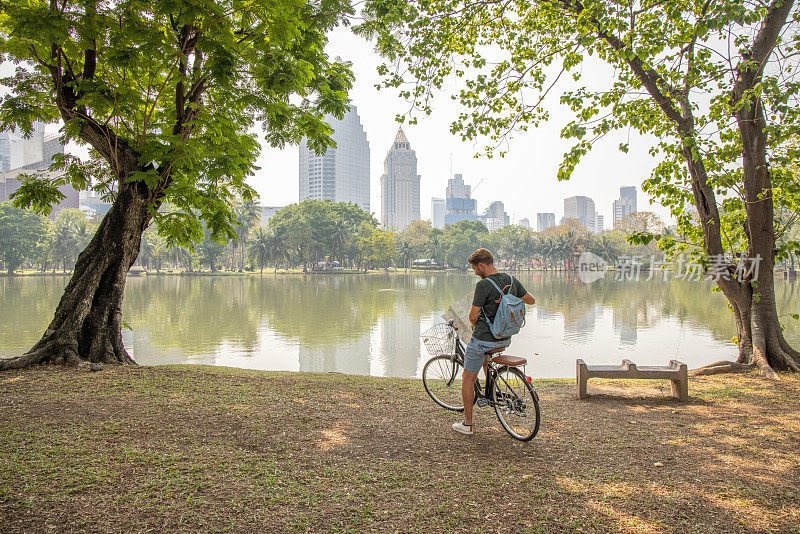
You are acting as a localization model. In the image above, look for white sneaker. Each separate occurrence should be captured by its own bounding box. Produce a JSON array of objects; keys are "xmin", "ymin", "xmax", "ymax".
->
[{"xmin": 452, "ymin": 422, "xmax": 474, "ymax": 435}]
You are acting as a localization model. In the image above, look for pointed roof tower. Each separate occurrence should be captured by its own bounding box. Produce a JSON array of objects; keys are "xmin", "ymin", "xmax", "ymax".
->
[{"xmin": 393, "ymin": 127, "xmax": 410, "ymax": 149}]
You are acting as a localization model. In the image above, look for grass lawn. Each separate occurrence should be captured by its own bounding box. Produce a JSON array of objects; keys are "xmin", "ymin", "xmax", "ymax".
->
[{"xmin": 0, "ymin": 365, "xmax": 798, "ymax": 533}]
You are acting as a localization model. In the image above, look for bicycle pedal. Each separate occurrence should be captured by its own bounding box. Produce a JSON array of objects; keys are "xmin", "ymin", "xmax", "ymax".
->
[{"xmin": 477, "ymin": 397, "xmax": 489, "ymax": 407}]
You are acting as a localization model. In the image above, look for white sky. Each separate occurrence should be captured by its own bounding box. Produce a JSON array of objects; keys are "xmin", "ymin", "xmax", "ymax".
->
[
  {"xmin": 4, "ymin": 25, "xmax": 674, "ymax": 225},
  {"xmin": 252, "ymin": 27, "xmax": 670, "ymax": 225}
]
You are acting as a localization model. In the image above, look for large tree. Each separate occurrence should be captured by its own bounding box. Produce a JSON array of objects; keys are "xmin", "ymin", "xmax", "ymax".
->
[
  {"xmin": 0, "ymin": 0, "xmax": 354, "ymax": 369},
  {"xmin": 360, "ymin": 0, "xmax": 800, "ymax": 375}
]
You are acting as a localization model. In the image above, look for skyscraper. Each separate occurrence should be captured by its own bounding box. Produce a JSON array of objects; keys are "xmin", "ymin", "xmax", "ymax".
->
[
  {"xmin": 0, "ymin": 128, "xmax": 74, "ymax": 219},
  {"xmin": 298, "ymin": 105, "xmax": 370, "ymax": 211},
  {"xmin": 0, "ymin": 131, "xmax": 10, "ymax": 172},
  {"xmin": 536, "ymin": 213, "xmax": 556, "ymax": 232},
  {"xmin": 444, "ymin": 173, "xmax": 478, "ymax": 225},
  {"xmin": 596, "ymin": 214, "xmax": 605, "ymax": 233},
  {"xmin": 9, "ymin": 121, "xmax": 45, "ymax": 169},
  {"xmin": 613, "ymin": 186, "xmax": 638, "ymax": 226},
  {"xmin": 380, "ymin": 127, "xmax": 421, "ymax": 230},
  {"xmin": 431, "ymin": 197, "xmax": 446, "ymax": 229},
  {"xmin": 564, "ymin": 196, "xmax": 597, "ymax": 232},
  {"xmin": 620, "ymin": 186, "xmax": 637, "ymax": 211},
  {"xmin": 519, "ymin": 218, "xmax": 531, "ymax": 229},
  {"xmin": 482, "ymin": 200, "xmax": 510, "ymax": 231}
]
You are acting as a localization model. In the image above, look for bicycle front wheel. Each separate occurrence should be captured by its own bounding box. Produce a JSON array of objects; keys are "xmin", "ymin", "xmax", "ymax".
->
[
  {"xmin": 492, "ymin": 366, "xmax": 541, "ymax": 441},
  {"xmin": 422, "ymin": 355, "xmax": 466, "ymax": 411}
]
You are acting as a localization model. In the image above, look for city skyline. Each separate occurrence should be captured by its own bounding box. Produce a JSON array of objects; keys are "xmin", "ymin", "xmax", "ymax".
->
[{"xmin": 249, "ymin": 26, "xmax": 669, "ymax": 227}]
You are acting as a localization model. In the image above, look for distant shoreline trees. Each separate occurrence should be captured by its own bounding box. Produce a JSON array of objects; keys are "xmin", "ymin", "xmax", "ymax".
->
[{"xmin": 4, "ymin": 198, "xmax": 732, "ymax": 275}]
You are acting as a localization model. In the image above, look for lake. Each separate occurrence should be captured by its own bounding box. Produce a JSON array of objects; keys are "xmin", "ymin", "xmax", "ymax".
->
[{"xmin": 2, "ymin": 272, "xmax": 799, "ymax": 378}]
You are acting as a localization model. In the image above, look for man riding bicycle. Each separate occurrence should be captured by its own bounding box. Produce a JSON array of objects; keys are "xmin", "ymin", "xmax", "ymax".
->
[{"xmin": 452, "ymin": 248, "xmax": 536, "ymax": 436}]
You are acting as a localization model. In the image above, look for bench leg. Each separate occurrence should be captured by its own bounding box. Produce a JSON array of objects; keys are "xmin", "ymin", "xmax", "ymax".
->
[
  {"xmin": 671, "ymin": 378, "xmax": 688, "ymax": 402},
  {"xmin": 577, "ymin": 361, "xmax": 588, "ymax": 400}
]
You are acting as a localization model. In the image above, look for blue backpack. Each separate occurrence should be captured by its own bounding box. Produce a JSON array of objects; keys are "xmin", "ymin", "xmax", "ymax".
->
[{"xmin": 482, "ymin": 274, "xmax": 527, "ymax": 339}]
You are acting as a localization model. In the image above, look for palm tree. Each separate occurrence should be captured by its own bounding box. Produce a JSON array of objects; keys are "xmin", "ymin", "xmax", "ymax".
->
[
  {"xmin": 234, "ymin": 200, "xmax": 261, "ymax": 270},
  {"xmin": 398, "ymin": 240, "xmax": 414, "ymax": 272},
  {"xmin": 50, "ymin": 222, "xmax": 75, "ymax": 273},
  {"xmin": 248, "ymin": 227, "xmax": 272, "ymax": 275}
]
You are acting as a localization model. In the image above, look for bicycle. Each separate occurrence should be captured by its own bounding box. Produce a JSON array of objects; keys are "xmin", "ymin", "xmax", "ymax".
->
[{"xmin": 421, "ymin": 321, "xmax": 541, "ymax": 441}]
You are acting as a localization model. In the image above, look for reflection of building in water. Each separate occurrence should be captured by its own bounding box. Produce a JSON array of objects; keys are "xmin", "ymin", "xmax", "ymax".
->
[
  {"xmin": 380, "ymin": 308, "xmax": 421, "ymax": 378},
  {"xmin": 563, "ymin": 304, "xmax": 602, "ymax": 343},
  {"xmin": 613, "ymin": 310, "xmax": 638, "ymax": 346},
  {"xmin": 299, "ymin": 331, "xmax": 372, "ymax": 375},
  {"xmin": 535, "ymin": 307, "xmax": 556, "ymax": 321}
]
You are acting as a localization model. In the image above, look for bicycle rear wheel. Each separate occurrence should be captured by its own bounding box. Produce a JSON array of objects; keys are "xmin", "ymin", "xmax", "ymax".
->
[
  {"xmin": 422, "ymin": 355, "xmax": 466, "ymax": 411},
  {"xmin": 492, "ymin": 366, "xmax": 540, "ymax": 441}
]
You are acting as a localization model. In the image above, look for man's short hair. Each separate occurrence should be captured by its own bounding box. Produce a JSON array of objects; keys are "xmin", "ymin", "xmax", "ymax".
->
[{"xmin": 468, "ymin": 248, "xmax": 494, "ymax": 265}]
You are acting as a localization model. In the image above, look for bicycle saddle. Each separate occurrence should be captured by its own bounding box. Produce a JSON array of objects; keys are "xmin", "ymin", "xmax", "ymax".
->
[
  {"xmin": 484, "ymin": 347, "xmax": 505, "ymax": 355},
  {"xmin": 490, "ymin": 355, "xmax": 527, "ymax": 366}
]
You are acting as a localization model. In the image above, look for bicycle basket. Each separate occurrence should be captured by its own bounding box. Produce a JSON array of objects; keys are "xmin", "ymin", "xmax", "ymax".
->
[{"xmin": 421, "ymin": 323, "xmax": 457, "ymax": 357}]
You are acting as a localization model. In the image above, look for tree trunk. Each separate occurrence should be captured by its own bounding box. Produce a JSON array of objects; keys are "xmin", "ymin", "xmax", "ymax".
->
[{"xmin": 0, "ymin": 184, "xmax": 150, "ymax": 369}]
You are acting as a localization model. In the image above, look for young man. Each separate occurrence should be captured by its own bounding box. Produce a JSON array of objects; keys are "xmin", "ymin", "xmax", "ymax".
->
[{"xmin": 452, "ymin": 248, "xmax": 536, "ymax": 435}]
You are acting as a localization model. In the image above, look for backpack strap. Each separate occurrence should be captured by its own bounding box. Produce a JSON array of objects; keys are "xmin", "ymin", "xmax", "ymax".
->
[{"xmin": 480, "ymin": 275, "xmax": 511, "ymax": 325}]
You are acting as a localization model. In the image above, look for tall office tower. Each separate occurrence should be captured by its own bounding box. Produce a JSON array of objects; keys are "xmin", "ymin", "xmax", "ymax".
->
[
  {"xmin": 298, "ymin": 105, "xmax": 370, "ymax": 211},
  {"xmin": 620, "ymin": 186, "xmax": 637, "ymax": 212},
  {"xmin": 596, "ymin": 214, "xmax": 605, "ymax": 233},
  {"xmin": 431, "ymin": 197, "xmax": 446, "ymax": 229},
  {"xmin": 380, "ymin": 127, "xmax": 421, "ymax": 230},
  {"xmin": 564, "ymin": 195, "xmax": 597, "ymax": 232},
  {"xmin": 1, "ymin": 128, "xmax": 75, "ymax": 219},
  {"xmin": 613, "ymin": 186, "xmax": 638, "ymax": 226},
  {"xmin": 0, "ymin": 131, "xmax": 10, "ymax": 172},
  {"xmin": 22, "ymin": 132, "xmax": 65, "ymax": 171},
  {"xmin": 9, "ymin": 121, "xmax": 45, "ymax": 169},
  {"xmin": 536, "ymin": 212, "xmax": 556, "ymax": 232},
  {"xmin": 483, "ymin": 200, "xmax": 510, "ymax": 231},
  {"xmin": 519, "ymin": 218, "xmax": 531, "ymax": 229},
  {"xmin": 444, "ymin": 173, "xmax": 478, "ymax": 225}
]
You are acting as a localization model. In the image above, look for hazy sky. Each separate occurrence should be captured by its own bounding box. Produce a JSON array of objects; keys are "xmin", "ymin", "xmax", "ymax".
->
[{"xmin": 4, "ymin": 24, "xmax": 673, "ymax": 226}]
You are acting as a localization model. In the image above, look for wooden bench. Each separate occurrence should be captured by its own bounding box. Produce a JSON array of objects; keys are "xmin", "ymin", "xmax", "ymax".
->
[{"xmin": 576, "ymin": 359, "xmax": 688, "ymax": 401}]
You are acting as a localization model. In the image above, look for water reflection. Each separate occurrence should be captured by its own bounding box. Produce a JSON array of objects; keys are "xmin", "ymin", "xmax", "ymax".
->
[{"xmin": 1, "ymin": 272, "xmax": 799, "ymax": 378}]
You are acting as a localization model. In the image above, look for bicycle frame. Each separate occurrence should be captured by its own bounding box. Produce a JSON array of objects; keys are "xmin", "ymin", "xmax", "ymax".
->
[{"xmin": 447, "ymin": 332, "xmax": 520, "ymax": 406}]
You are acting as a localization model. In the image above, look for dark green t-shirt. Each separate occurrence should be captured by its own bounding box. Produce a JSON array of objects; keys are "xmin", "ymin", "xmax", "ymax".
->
[{"xmin": 471, "ymin": 273, "xmax": 528, "ymax": 342}]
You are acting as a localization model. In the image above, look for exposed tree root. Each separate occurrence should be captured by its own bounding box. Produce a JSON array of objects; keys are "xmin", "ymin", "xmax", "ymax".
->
[{"xmin": 690, "ymin": 361, "xmax": 755, "ymax": 377}]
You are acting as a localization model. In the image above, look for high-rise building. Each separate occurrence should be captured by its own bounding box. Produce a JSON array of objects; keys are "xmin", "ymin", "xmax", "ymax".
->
[
  {"xmin": 482, "ymin": 200, "xmax": 510, "ymax": 231},
  {"xmin": 519, "ymin": 218, "xmax": 531, "ymax": 229},
  {"xmin": 298, "ymin": 105, "xmax": 370, "ymax": 211},
  {"xmin": 7, "ymin": 122, "xmax": 46, "ymax": 170},
  {"xmin": 0, "ymin": 131, "xmax": 10, "ymax": 172},
  {"xmin": 79, "ymin": 191, "xmax": 113, "ymax": 219},
  {"xmin": 0, "ymin": 128, "xmax": 74, "ymax": 219},
  {"xmin": 431, "ymin": 197, "xmax": 446, "ymax": 229},
  {"xmin": 536, "ymin": 212, "xmax": 556, "ymax": 232},
  {"xmin": 596, "ymin": 214, "xmax": 605, "ymax": 233},
  {"xmin": 380, "ymin": 127, "xmax": 421, "ymax": 231},
  {"xmin": 1, "ymin": 168, "xmax": 78, "ymax": 218},
  {"xmin": 620, "ymin": 186, "xmax": 637, "ymax": 211},
  {"xmin": 444, "ymin": 173, "xmax": 479, "ymax": 225},
  {"xmin": 613, "ymin": 186, "xmax": 637, "ymax": 226},
  {"xmin": 564, "ymin": 196, "xmax": 597, "ymax": 232}
]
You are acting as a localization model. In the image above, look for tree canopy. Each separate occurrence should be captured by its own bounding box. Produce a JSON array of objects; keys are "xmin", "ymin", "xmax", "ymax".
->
[
  {"xmin": 359, "ymin": 0, "xmax": 800, "ymax": 374},
  {"xmin": 2, "ymin": 0, "xmax": 354, "ymax": 243}
]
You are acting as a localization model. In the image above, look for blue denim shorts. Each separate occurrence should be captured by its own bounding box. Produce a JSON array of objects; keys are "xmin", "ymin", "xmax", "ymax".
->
[{"xmin": 463, "ymin": 337, "xmax": 510, "ymax": 373}]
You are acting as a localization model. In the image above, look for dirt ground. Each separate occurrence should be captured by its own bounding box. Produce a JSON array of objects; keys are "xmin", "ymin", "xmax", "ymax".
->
[{"xmin": 0, "ymin": 365, "xmax": 798, "ymax": 533}]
